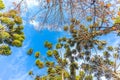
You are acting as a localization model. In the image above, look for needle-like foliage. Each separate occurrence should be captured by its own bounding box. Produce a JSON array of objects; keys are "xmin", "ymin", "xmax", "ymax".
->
[{"xmin": 0, "ymin": 0, "xmax": 25, "ymax": 55}]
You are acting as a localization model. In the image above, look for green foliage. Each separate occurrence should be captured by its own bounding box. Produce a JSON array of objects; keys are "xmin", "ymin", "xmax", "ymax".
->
[
  {"xmin": 35, "ymin": 51, "xmax": 40, "ymax": 58},
  {"xmin": 85, "ymin": 75, "xmax": 93, "ymax": 80},
  {"xmin": 28, "ymin": 71, "xmax": 33, "ymax": 75},
  {"xmin": 47, "ymin": 50, "xmax": 53, "ymax": 56},
  {"xmin": 14, "ymin": 16, "xmax": 22, "ymax": 24},
  {"xmin": 56, "ymin": 43, "xmax": 62, "ymax": 49},
  {"xmin": 86, "ymin": 16, "xmax": 92, "ymax": 22},
  {"xmin": 44, "ymin": 41, "xmax": 52, "ymax": 49},
  {"xmin": 27, "ymin": 48, "xmax": 33, "ymax": 55},
  {"xmin": 103, "ymin": 51, "xmax": 110, "ymax": 58},
  {"xmin": 114, "ymin": 16, "xmax": 120, "ymax": 24},
  {"xmin": 63, "ymin": 26, "xmax": 68, "ymax": 31},
  {"xmin": 0, "ymin": 3, "xmax": 24, "ymax": 55},
  {"xmin": 113, "ymin": 53, "xmax": 119, "ymax": 59},
  {"xmin": 35, "ymin": 59, "xmax": 44, "ymax": 69},
  {"xmin": 53, "ymin": 50, "xmax": 58, "ymax": 55},
  {"xmin": 1, "ymin": 17, "xmax": 11, "ymax": 24},
  {"xmin": 12, "ymin": 40, "xmax": 22, "ymax": 47},
  {"xmin": 97, "ymin": 45, "xmax": 104, "ymax": 50},
  {"xmin": 0, "ymin": 31, "xmax": 10, "ymax": 39},
  {"xmin": 0, "ymin": 0, "xmax": 5, "ymax": 10},
  {"xmin": 107, "ymin": 46, "xmax": 113, "ymax": 51},
  {"xmin": 45, "ymin": 61, "xmax": 54, "ymax": 67},
  {"xmin": 79, "ymin": 71, "xmax": 85, "ymax": 78},
  {"xmin": 0, "ymin": 45, "xmax": 11, "ymax": 55},
  {"xmin": 90, "ymin": 45, "xmax": 120, "ymax": 79},
  {"xmin": 64, "ymin": 71, "xmax": 69, "ymax": 78},
  {"xmin": 8, "ymin": 10, "xmax": 18, "ymax": 17},
  {"xmin": 48, "ymin": 67, "xmax": 56, "ymax": 74},
  {"xmin": 28, "ymin": 15, "xmax": 120, "ymax": 79}
]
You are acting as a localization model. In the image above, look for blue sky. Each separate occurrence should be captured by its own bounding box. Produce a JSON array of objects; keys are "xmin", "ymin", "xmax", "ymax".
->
[
  {"xmin": 0, "ymin": 16, "xmax": 64, "ymax": 80},
  {"xmin": 0, "ymin": 0, "xmax": 65, "ymax": 80},
  {"xmin": 0, "ymin": 0, "xmax": 120, "ymax": 80}
]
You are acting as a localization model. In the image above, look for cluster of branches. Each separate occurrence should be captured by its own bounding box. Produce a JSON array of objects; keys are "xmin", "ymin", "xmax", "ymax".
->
[
  {"xmin": 22, "ymin": 0, "xmax": 120, "ymax": 80},
  {"xmin": 13, "ymin": 0, "xmax": 120, "ymax": 30},
  {"xmin": 27, "ymin": 17, "xmax": 120, "ymax": 80},
  {"xmin": 1, "ymin": 0, "xmax": 120, "ymax": 79}
]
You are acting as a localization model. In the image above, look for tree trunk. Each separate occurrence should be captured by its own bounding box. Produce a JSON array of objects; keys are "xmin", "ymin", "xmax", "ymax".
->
[
  {"xmin": 70, "ymin": 56, "xmax": 76, "ymax": 80},
  {"xmin": 62, "ymin": 70, "xmax": 64, "ymax": 80}
]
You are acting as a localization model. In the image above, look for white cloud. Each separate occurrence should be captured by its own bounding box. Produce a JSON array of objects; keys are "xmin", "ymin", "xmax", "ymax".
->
[
  {"xmin": 26, "ymin": 0, "xmax": 40, "ymax": 8},
  {"xmin": 3, "ymin": 0, "xmax": 41, "ymax": 10},
  {"xmin": 29, "ymin": 20, "xmax": 40, "ymax": 30},
  {"xmin": 29, "ymin": 20, "xmax": 63, "ymax": 31}
]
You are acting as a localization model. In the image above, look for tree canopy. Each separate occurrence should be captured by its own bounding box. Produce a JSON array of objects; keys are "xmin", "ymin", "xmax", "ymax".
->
[
  {"xmin": 28, "ymin": 17, "xmax": 120, "ymax": 80},
  {"xmin": 0, "ymin": 0, "xmax": 25, "ymax": 55},
  {"xmin": 11, "ymin": 0, "xmax": 120, "ymax": 31},
  {"xmin": 0, "ymin": 0, "xmax": 120, "ymax": 80},
  {"xmin": 23, "ymin": 0, "xmax": 120, "ymax": 80}
]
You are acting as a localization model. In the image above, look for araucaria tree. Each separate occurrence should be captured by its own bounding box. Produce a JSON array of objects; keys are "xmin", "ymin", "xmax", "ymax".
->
[
  {"xmin": 90, "ymin": 45, "xmax": 120, "ymax": 80},
  {"xmin": 28, "ymin": 17, "xmax": 119, "ymax": 80},
  {"xmin": 26, "ymin": 0, "xmax": 120, "ymax": 80},
  {"xmin": 0, "ymin": 0, "xmax": 25, "ymax": 55}
]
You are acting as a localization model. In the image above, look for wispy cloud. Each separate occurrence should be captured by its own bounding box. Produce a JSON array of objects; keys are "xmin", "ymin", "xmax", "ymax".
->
[
  {"xmin": 0, "ymin": 41, "xmax": 31, "ymax": 80},
  {"xmin": 30, "ymin": 20, "xmax": 40, "ymax": 30},
  {"xmin": 9, "ymin": 73, "xmax": 30, "ymax": 80},
  {"xmin": 26, "ymin": 0, "xmax": 40, "ymax": 8},
  {"xmin": 29, "ymin": 20, "xmax": 62, "ymax": 31},
  {"xmin": 3, "ymin": 0, "xmax": 40, "ymax": 9}
]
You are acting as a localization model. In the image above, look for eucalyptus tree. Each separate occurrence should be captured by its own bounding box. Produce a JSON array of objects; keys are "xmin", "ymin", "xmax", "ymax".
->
[{"xmin": 0, "ymin": 0, "xmax": 25, "ymax": 55}]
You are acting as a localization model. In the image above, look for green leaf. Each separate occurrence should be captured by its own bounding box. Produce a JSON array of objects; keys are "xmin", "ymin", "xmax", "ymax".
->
[
  {"xmin": 35, "ymin": 51, "xmax": 40, "ymax": 58},
  {"xmin": 47, "ymin": 50, "xmax": 53, "ymax": 56},
  {"xmin": 0, "ymin": 0, "xmax": 5, "ymax": 10}
]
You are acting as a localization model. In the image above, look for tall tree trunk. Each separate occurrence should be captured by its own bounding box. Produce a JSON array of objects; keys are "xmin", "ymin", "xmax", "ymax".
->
[
  {"xmin": 70, "ymin": 56, "xmax": 76, "ymax": 80},
  {"xmin": 70, "ymin": 65, "xmax": 76, "ymax": 80},
  {"xmin": 62, "ymin": 70, "xmax": 64, "ymax": 80}
]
